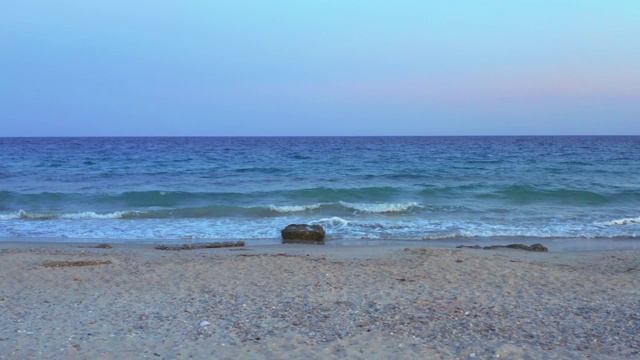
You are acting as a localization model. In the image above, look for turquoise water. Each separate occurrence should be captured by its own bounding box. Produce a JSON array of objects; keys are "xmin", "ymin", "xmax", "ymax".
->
[{"xmin": 1, "ymin": 136, "xmax": 639, "ymax": 245}]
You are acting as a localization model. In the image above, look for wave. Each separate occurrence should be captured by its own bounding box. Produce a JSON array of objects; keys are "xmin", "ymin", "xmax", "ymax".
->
[
  {"xmin": 301, "ymin": 217, "xmax": 640, "ymax": 240},
  {"xmin": 267, "ymin": 204, "xmax": 322, "ymax": 213},
  {"xmin": 60, "ymin": 211, "xmax": 146, "ymax": 220},
  {"xmin": 3, "ymin": 211, "xmax": 640, "ymax": 241},
  {"xmin": 419, "ymin": 184, "xmax": 484, "ymax": 194},
  {"xmin": 0, "ymin": 199, "xmax": 424, "ymax": 221},
  {"xmin": 0, "ymin": 187, "xmax": 408, "ymax": 207},
  {"xmin": 417, "ymin": 185, "xmax": 640, "ymax": 205},
  {"xmin": 278, "ymin": 187, "xmax": 403, "ymax": 202},
  {"xmin": 6, "ymin": 186, "xmax": 634, "ymax": 210},
  {"xmin": 234, "ymin": 167, "xmax": 283, "ymax": 174},
  {"xmin": 604, "ymin": 217, "xmax": 640, "ymax": 226},
  {"xmin": 0, "ymin": 209, "xmax": 145, "ymax": 220},
  {"xmin": 475, "ymin": 185, "xmax": 639, "ymax": 205},
  {"xmin": 311, "ymin": 216, "xmax": 351, "ymax": 228},
  {"xmin": 338, "ymin": 201, "xmax": 421, "ymax": 213}
]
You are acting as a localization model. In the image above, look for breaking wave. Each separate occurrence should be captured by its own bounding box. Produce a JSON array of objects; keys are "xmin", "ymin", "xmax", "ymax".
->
[
  {"xmin": 338, "ymin": 201, "xmax": 422, "ymax": 213},
  {"xmin": 0, "ymin": 209, "xmax": 146, "ymax": 220},
  {"xmin": 267, "ymin": 204, "xmax": 322, "ymax": 213},
  {"xmin": 0, "ymin": 200, "xmax": 424, "ymax": 221},
  {"xmin": 604, "ymin": 217, "xmax": 640, "ymax": 226}
]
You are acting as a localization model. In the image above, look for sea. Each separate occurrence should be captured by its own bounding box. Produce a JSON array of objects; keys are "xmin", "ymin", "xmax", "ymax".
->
[{"xmin": 1, "ymin": 136, "xmax": 639, "ymax": 250}]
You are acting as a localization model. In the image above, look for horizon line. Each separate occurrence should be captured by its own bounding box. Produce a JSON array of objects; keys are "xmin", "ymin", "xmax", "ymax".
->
[{"xmin": 1, "ymin": 134, "xmax": 639, "ymax": 138}]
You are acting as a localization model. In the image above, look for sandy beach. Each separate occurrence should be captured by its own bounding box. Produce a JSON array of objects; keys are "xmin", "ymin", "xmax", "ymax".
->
[{"xmin": 0, "ymin": 242, "xmax": 638, "ymax": 359}]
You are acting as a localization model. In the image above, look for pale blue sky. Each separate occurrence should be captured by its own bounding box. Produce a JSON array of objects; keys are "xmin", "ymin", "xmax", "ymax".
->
[{"xmin": 1, "ymin": 1, "xmax": 639, "ymax": 136}]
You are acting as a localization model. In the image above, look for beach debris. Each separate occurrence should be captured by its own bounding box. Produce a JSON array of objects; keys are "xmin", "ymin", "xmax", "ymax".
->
[
  {"xmin": 485, "ymin": 243, "xmax": 548, "ymax": 252},
  {"xmin": 155, "ymin": 241, "xmax": 245, "ymax": 250},
  {"xmin": 199, "ymin": 321, "xmax": 211, "ymax": 327},
  {"xmin": 456, "ymin": 244, "xmax": 548, "ymax": 252},
  {"xmin": 238, "ymin": 253, "xmax": 299, "ymax": 258},
  {"xmin": 78, "ymin": 243, "xmax": 113, "ymax": 249},
  {"xmin": 42, "ymin": 260, "xmax": 113, "ymax": 267},
  {"xmin": 281, "ymin": 224, "xmax": 325, "ymax": 244}
]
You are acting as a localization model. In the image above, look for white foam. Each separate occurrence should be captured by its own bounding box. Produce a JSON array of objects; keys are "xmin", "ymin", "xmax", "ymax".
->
[
  {"xmin": 0, "ymin": 210, "xmax": 52, "ymax": 220},
  {"xmin": 0, "ymin": 210, "xmax": 145, "ymax": 220},
  {"xmin": 339, "ymin": 201, "xmax": 421, "ymax": 213},
  {"xmin": 312, "ymin": 217, "xmax": 351, "ymax": 228},
  {"xmin": 60, "ymin": 210, "xmax": 143, "ymax": 220},
  {"xmin": 603, "ymin": 216, "xmax": 640, "ymax": 226},
  {"xmin": 267, "ymin": 204, "xmax": 321, "ymax": 213},
  {"xmin": 0, "ymin": 210, "xmax": 23, "ymax": 220}
]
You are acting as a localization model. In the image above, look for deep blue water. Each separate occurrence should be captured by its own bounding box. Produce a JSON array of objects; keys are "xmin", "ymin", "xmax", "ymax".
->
[{"xmin": 1, "ymin": 136, "xmax": 639, "ymax": 245}]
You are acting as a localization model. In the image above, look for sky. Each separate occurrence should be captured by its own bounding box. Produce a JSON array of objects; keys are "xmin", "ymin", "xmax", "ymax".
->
[{"xmin": 1, "ymin": 1, "xmax": 639, "ymax": 136}]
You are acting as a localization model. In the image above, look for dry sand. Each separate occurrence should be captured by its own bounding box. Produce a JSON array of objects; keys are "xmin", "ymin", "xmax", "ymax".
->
[{"xmin": 0, "ymin": 242, "xmax": 638, "ymax": 359}]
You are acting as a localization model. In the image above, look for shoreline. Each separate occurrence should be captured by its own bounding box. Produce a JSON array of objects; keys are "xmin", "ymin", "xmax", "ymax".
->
[
  {"xmin": 2, "ymin": 235, "xmax": 640, "ymax": 253},
  {"xmin": 1, "ymin": 242, "xmax": 639, "ymax": 359}
]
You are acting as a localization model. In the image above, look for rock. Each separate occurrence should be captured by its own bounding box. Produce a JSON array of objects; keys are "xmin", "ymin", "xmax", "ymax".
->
[
  {"xmin": 281, "ymin": 224, "xmax": 325, "ymax": 244},
  {"xmin": 456, "ymin": 245, "xmax": 482, "ymax": 249},
  {"xmin": 528, "ymin": 243, "xmax": 548, "ymax": 252},
  {"xmin": 95, "ymin": 243, "xmax": 112, "ymax": 249}
]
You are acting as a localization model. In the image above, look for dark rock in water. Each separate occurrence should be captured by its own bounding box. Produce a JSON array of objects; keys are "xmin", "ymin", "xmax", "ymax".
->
[
  {"xmin": 95, "ymin": 244, "xmax": 113, "ymax": 249},
  {"xmin": 281, "ymin": 224, "xmax": 325, "ymax": 244},
  {"xmin": 456, "ymin": 245, "xmax": 482, "ymax": 249},
  {"xmin": 482, "ymin": 243, "xmax": 548, "ymax": 252},
  {"xmin": 528, "ymin": 243, "xmax": 548, "ymax": 252}
]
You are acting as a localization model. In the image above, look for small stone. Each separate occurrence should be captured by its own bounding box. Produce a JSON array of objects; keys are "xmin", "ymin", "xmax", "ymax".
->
[{"xmin": 199, "ymin": 321, "xmax": 210, "ymax": 327}]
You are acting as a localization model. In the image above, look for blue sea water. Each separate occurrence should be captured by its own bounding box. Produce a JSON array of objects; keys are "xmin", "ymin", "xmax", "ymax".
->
[{"xmin": 1, "ymin": 136, "xmax": 639, "ymax": 247}]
